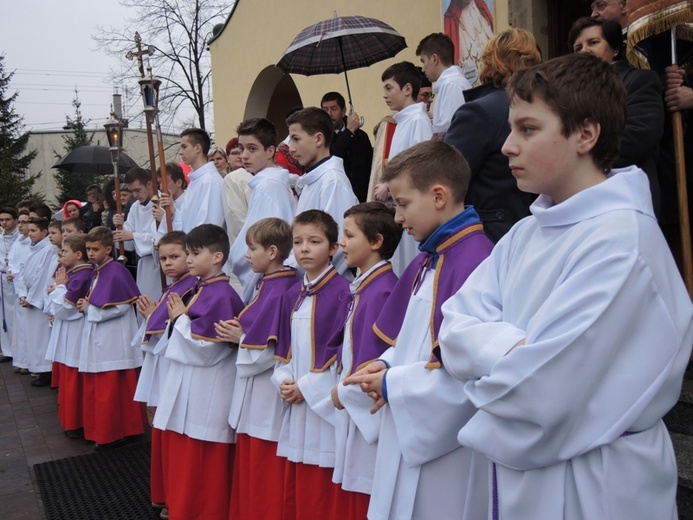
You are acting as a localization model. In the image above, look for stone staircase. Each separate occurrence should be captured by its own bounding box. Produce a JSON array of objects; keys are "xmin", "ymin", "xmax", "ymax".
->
[{"xmin": 665, "ymin": 365, "xmax": 693, "ymax": 519}]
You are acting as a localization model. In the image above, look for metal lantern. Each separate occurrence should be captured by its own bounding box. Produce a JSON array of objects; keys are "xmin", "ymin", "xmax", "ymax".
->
[
  {"xmin": 139, "ymin": 68, "xmax": 162, "ymax": 114},
  {"xmin": 104, "ymin": 113, "xmax": 124, "ymax": 163}
]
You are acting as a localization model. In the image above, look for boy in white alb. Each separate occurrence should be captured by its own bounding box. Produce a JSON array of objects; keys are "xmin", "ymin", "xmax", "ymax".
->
[
  {"xmin": 416, "ymin": 32, "xmax": 471, "ymax": 137},
  {"xmin": 216, "ymin": 218, "xmax": 299, "ymax": 520},
  {"xmin": 330, "ymin": 202, "xmax": 401, "ymax": 519},
  {"xmin": 381, "ymin": 62, "xmax": 433, "ymax": 275},
  {"xmin": 6, "ymin": 210, "xmax": 31, "ymax": 372},
  {"xmin": 0, "ymin": 207, "xmax": 19, "ymax": 363},
  {"xmin": 152, "ymin": 162, "xmax": 187, "ymax": 244},
  {"xmin": 344, "ymin": 141, "xmax": 493, "ymax": 520},
  {"xmin": 287, "ymin": 108, "xmax": 359, "ymax": 277},
  {"xmin": 113, "ymin": 167, "xmax": 161, "ymax": 301},
  {"xmin": 439, "ymin": 54, "xmax": 693, "ymax": 520},
  {"xmin": 229, "ymin": 118, "xmax": 296, "ymax": 303},
  {"xmin": 153, "ymin": 224, "xmax": 244, "ymax": 520},
  {"xmin": 169, "ymin": 128, "xmax": 225, "ymax": 232}
]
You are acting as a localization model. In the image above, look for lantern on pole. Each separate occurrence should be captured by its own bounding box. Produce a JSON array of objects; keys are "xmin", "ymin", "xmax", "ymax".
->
[{"xmin": 104, "ymin": 112, "xmax": 127, "ymax": 263}]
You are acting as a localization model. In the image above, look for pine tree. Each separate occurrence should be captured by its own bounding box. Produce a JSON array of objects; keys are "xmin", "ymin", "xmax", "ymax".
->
[
  {"xmin": 0, "ymin": 55, "xmax": 40, "ymax": 208},
  {"xmin": 54, "ymin": 91, "xmax": 96, "ymax": 205}
]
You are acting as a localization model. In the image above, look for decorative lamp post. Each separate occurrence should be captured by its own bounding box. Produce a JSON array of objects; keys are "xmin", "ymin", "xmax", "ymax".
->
[{"xmin": 104, "ymin": 112, "xmax": 127, "ymax": 262}]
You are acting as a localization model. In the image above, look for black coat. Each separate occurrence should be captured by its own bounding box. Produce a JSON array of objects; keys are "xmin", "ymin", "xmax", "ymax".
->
[
  {"xmin": 330, "ymin": 120, "xmax": 373, "ymax": 203},
  {"xmin": 445, "ymin": 82, "xmax": 534, "ymax": 243}
]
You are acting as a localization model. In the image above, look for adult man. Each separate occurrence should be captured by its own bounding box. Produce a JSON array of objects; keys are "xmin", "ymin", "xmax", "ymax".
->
[
  {"xmin": 591, "ymin": 0, "xmax": 628, "ymax": 28},
  {"xmin": 81, "ymin": 184, "xmax": 105, "ymax": 231},
  {"xmin": 321, "ymin": 92, "xmax": 373, "ymax": 202}
]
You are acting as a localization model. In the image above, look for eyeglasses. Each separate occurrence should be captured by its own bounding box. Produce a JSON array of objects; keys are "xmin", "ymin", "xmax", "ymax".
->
[{"xmin": 419, "ymin": 92, "xmax": 435, "ymax": 100}]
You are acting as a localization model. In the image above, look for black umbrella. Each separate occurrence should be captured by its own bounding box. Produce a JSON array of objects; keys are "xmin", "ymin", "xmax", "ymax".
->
[
  {"xmin": 52, "ymin": 145, "xmax": 139, "ymax": 175},
  {"xmin": 277, "ymin": 13, "xmax": 407, "ymax": 107}
]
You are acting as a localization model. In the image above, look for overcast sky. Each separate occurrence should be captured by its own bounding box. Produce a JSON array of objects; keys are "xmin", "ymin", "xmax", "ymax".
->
[{"xmin": 0, "ymin": 0, "xmax": 187, "ymax": 134}]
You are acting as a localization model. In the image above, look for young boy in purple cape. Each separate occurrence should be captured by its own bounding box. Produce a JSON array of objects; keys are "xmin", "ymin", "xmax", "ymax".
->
[
  {"xmin": 343, "ymin": 140, "xmax": 493, "ymax": 520},
  {"xmin": 132, "ymin": 231, "xmax": 196, "ymax": 513},
  {"xmin": 215, "ymin": 217, "xmax": 299, "ymax": 520},
  {"xmin": 330, "ymin": 202, "xmax": 401, "ymax": 519},
  {"xmin": 45, "ymin": 234, "xmax": 93, "ymax": 437},
  {"xmin": 77, "ymin": 226, "xmax": 146, "ymax": 450},
  {"xmin": 153, "ymin": 224, "xmax": 244, "ymax": 520},
  {"xmin": 271, "ymin": 210, "xmax": 352, "ymax": 520}
]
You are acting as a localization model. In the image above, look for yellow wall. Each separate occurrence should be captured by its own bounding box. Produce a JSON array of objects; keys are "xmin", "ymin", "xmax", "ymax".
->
[{"xmin": 210, "ymin": 1, "xmax": 511, "ymax": 145}]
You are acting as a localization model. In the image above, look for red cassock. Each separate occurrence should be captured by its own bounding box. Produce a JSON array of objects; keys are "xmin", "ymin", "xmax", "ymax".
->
[{"xmin": 57, "ymin": 366, "xmax": 83, "ymax": 431}]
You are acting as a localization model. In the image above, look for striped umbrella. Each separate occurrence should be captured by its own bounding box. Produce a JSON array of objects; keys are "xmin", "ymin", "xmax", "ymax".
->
[{"xmin": 277, "ymin": 13, "xmax": 407, "ymax": 107}]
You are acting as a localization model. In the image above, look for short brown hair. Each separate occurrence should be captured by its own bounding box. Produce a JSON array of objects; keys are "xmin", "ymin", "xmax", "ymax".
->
[
  {"xmin": 49, "ymin": 219, "xmax": 62, "ymax": 231},
  {"xmin": 63, "ymin": 216, "xmax": 86, "ymax": 232},
  {"xmin": 507, "ymin": 53, "xmax": 627, "ymax": 171},
  {"xmin": 86, "ymin": 226, "xmax": 114, "ymax": 249},
  {"xmin": 158, "ymin": 162, "xmax": 188, "ymax": 190},
  {"xmin": 381, "ymin": 62, "xmax": 421, "ymax": 100},
  {"xmin": 383, "ymin": 140, "xmax": 471, "ymax": 203},
  {"xmin": 28, "ymin": 216, "xmax": 49, "ymax": 232},
  {"xmin": 124, "ymin": 167, "xmax": 152, "ymax": 186},
  {"xmin": 185, "ymin": 224, "xmax": 229, "ymax": 264},
  {"xmin": 344, "ymin": 202, "xmax": 402, "ymax": 260},
  {"xmin": 158, "ymin": 230, "xmax": 187, "ymax": 249},
  {"xmin": 292, "ymin": 210, "xmax": 339, "ymax": 245},
  {"xmin": 236, "ymin": 118, "xmax": 278, "ymax": 150},
  {"xmin": 286, "ymin": 108, "xmax": 333, "ymax": 147},
  {"xmin": 568, "ymin": 17, "xmax": 623, "ymax": 60},
  {"xmin": 478, "ymin": 28, "xmax": 542, "ymax": 89},
  {"xmin": 246, "ymin": 218, "xmax": 293, "ymax": 262},
  {"xmin": 180, "ymin": 128, "xmax": 211, "ymax": 155},
  {"xmin": 63, "ymin": 234, "xmax": 88, "ymax": 259},
  {"xmin": 416, "ymin": 33, "xmax": 455, "ymax": 66}
]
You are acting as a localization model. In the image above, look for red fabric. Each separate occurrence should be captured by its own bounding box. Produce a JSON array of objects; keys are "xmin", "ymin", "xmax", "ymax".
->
[
  {"xmin": 81, "ymin": 369, "xmax": 146, "ymax": 444},
  {"xmin": 165, "ymin": 431, "xmax": 234, "ymax": 520},
  {"xmin": 150, "ymin": 426, "xmax": 167, "ymax": 505},
  {"xmin": 58, "ymin": 366, "xmax": 83, "ymax": 431},
  {"xmin": 283, "ymin": 460, "xmax": 351, "ymax": 520},
  {"xmin": 51, "ymin": 361, "xmax": 63, "ymax": 388},
  {"xmin": 343, "ymin": 489, "xmax": 370, "ymax": 519},
  {"xmin": 230, "ymin": 434, "xmax": 285, "ymax": 519}
]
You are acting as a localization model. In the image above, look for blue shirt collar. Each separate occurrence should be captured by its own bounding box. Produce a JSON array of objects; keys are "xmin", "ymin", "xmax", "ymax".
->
[{"xmin": 418, "ymin": 206, "xmax": 480, "ymax": 255}]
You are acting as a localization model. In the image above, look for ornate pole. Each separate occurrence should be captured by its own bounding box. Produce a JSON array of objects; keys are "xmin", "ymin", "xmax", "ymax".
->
[{"xmin": 104, "ymin": 113, "xmax": 127, "ymax": 262}]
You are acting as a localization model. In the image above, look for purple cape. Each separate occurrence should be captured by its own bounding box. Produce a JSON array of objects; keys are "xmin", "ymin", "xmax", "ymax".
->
[
  {"xmin": 274, "ymin": 266, "xmax": 351, "ymax": 372},
  {"xmin": 64, "ymin": 264, "xmax": 94, "ymax": 306},
  {"xmin": 87, "ymin": 258, "xmax": 140, "ymax": 308},
  {"xmin": 239, "ymin": 268, "xmax": 300, "ymax": 350},
  {"xmin": 187, "ymin": 274, "xmax": 245, "ymax": 342},
  {"xmin": 373, "ymin": 222, "xmax": 492, "ymax": 369},
  {"xmin": 144, "ymin": 273, "xmax": 197, "ymax": 343},
  {"xmin": 339, "ymin": 262, "xmax": 398, "ymax": 376}
]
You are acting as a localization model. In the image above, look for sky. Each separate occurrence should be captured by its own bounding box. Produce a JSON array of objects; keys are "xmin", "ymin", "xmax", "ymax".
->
[{"xmin": 0, "ymin": 0, "xmax": 194, "ymax": 134}]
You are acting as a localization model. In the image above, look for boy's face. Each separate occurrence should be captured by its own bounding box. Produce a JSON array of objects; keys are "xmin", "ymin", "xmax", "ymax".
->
[
  {"xmin": 239, "ymin": 135, "xmax": 274, "ymax": 174},
  {"xmin": 158, "ymin": 243, "xmax": 188, "ymax": 280},
  {"xmin": 321, "ymin": 100, "xmax": 347, "ymax": 130},
  {"xmin": 17, "ymin": 216, "xmax": 30, "ymax": 237},
  {"xmin": 419, "ymin": 53, "xmax": 439, "ymax": 82},
  {"xmin": 60, "ymin": 244, "xmax": 81, "ymax": 269},
  {"xmin": 339, "ymin": 216, "xmax": 376, "ymax": 270},
  {"xmin": 28, "ymin": 224, "xmax": 48, "ymax": 245},
  {"xmin": 389, "ymin": 174, "xmax": 442, "ymax": 243},
  {"xmin": 186, "ymin": 246, "xmax": 222, "ymax": 278},
  {"xmin": 0, "ymin": 212, "xmax": 17, "ymax": 233},
  {"xmin": 48, "ymin": 227, "xmax": 63, "ymax": 246},
  {"xmin": 86, "ymin": 241, "xmax": 112, "ymax": 265},
  {"xmin": 288, "ymin": 124, "xmax": 322, "ymax": 167},
  {"xmin": 245, "ymin": 240, "xmax": 274, "ymax": 274},
  {"xmin": 61, "ymin": 223, "xmax": 80, "ymax": 237},
  {"xmin": 382, "ymin": 78, "xmax": 410, "ymax": 112},
  {"xmin": 293, "ymin": 223, "xmax": 338, "ymax": 278},
  {"xmin": 502, "ymin": 96, "xmax": 583, "ymax": 204},
  {"xmin": 179, "ymin": 136, "xmax": 199, "ymax": 166},
  {"xmin": 128, "ymin": 179, "xmax": 152, "ymax": 204}
]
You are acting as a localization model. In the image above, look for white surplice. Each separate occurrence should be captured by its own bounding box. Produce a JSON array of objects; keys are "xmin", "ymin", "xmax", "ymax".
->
[
  {"xmin": 0, "ymin": 228, "xmax": 19, "ymax": 356},
  {"xmin": 222, "ymin": 167, "xmax": 254, "ymax": 246},
  {"xmin": 14, "ymin": 237, "xmax": 56, "ymax": 373},
  {"xmin": 294, "ymin": 156, "xmax": 359, "ymax": 277},
  {"xmin": 153, "ymin": 316, "xmax": 237, "ymax": 443},
  {"xmin": 367, "ymin": 273, "xmax": 488, "ymax": 520},
  {"xmin": 172, "ymin": 161, "xmax": 225, "ymax": 232},
  {"xmin": 229, "ymin": 166, "xmax": 296, "ymax": 303},
  {"xmin": 432, "ymin": 65, "xmax": 471, "ymax": 134},
  {"xmin": 440, "ymin": 167, "xmax": 693, "ymax": 520},
  {"xmin": 123, "ymin": 199, "xmax": 161, "ymax": 302},
  {"xmin": 45, "ymin": 276, "xmax": 87, "ymax": 368},
  {"xmin": 7, "ymin": 236, "xmax": 30, "ymax": 361}
]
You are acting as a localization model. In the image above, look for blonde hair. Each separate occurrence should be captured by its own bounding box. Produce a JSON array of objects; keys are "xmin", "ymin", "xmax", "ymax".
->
[{"xmin": 478, "ymin": 28, "xmax": 541, "ymax": 89}]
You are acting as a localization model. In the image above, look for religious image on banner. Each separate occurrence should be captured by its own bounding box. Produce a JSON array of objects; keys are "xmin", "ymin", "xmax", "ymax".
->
[{"xmin": 443, "ymin": 0, "xmax": 495, "ymax": 84}]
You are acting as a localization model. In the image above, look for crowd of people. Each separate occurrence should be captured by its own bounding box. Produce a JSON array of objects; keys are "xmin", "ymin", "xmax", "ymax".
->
[{"xmin": 1, "ymin": 3, "xmax": 693, "ymax": 517}]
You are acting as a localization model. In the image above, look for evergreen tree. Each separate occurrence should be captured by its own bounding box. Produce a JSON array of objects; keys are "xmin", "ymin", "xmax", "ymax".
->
[
  {"xmin": 0, "ymin": 55, "xmax": 40, "ymax": 208},
  {"xmin": 54, "ymin": 91, "xmax": 96, "ymax": 205}
]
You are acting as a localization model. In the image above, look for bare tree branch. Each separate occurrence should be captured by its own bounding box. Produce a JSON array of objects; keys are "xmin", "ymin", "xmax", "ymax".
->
[{"xmin": 93, "ymin": 0, "xmax": 231, "ymax": 132}]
